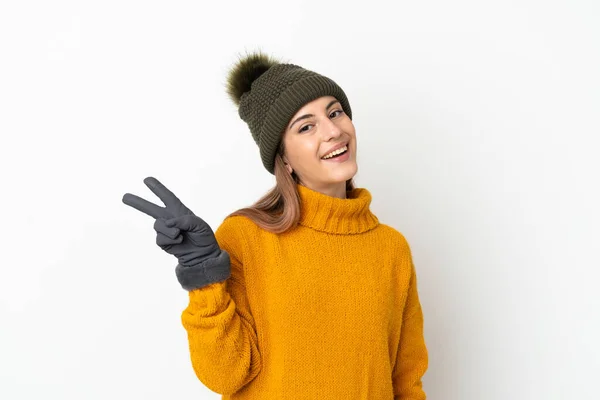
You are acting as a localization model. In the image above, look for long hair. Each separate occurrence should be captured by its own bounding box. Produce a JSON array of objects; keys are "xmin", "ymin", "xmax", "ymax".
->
[{"xmin": 227, "ymin": 138, "xmax": 355, "ymax": 234}]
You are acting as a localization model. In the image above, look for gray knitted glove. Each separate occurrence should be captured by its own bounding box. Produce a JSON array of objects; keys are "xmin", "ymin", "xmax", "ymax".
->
[{"xmin": 122, "ymin": 176, "xmax": 231, "ymax": 290}]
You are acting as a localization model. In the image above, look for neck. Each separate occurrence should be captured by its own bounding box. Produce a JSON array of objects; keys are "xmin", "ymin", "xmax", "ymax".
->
[
  {"xmin": 298, "ymin": 181, "xmax": 347, "ymax": 199},
  {"xmin": 296, "ymin": 183, "xmax": 379, "ymax": 234}
]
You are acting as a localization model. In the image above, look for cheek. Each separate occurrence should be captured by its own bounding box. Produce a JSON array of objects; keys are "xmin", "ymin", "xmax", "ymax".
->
[
  {"xmin": 288, "ymin": 140, "xmax": 319, "ymax": 164},
  {"xmin": 344, "ymin": 121, "xmax": 356, "ymax": 135}
]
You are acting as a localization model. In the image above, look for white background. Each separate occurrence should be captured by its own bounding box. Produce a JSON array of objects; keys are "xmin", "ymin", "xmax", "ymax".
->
[{"xmin": 1, "ymin": 0, "xmax": 599, "ymax": 399}]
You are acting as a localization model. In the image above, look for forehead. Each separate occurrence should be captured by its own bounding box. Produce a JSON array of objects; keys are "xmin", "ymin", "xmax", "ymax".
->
[{"xmin": 291, "ymin": 95, "xmax": 338, "ymax": 117}]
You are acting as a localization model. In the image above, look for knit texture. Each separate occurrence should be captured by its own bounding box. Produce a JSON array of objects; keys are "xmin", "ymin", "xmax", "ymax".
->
[
  {"xmin": 237, "ymin": 63, "xmax": 352, "ymax": 174},
  {"xmin": 180, "ymin": 184, "xmax": 428, "ymax": 399}
]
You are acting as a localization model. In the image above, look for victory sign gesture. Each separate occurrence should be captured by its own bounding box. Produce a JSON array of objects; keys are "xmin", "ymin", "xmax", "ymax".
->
[{"xmin": 122, "ymin": 177, "xmax": 230, "ymax": 290}]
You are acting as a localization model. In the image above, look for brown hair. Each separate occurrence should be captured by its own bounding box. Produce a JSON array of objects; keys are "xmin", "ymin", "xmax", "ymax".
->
[{"xmin": 226, "ymin": 138, "xmax": 355, "ymax": 234}]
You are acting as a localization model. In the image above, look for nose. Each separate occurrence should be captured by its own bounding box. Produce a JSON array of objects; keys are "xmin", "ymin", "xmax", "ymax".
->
[{"xmin": 321, "ymin": 116, "xmax": 343, "ymax": 141}]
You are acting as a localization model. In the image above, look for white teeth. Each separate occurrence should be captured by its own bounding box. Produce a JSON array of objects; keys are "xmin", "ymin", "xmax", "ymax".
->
[{"xmin": 322, "ymin": 145, "xmax": 348, "ymax": 159}]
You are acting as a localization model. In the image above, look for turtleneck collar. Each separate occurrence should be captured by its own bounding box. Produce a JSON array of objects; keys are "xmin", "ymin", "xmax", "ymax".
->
[{"xmin": 296, "ymin": 183, "xmax": 379, "ymax": 234}]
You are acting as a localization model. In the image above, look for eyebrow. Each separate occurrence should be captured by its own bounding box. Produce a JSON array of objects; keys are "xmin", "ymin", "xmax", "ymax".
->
[{"xmin": 288, "ymin": 99, "xmax": 340, "ymax": 130}]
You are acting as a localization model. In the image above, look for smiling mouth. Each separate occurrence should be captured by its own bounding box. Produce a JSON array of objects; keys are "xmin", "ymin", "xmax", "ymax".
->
[{"xmin": 321, "ymin": 145, "xmax": 349, "ymax": 160}]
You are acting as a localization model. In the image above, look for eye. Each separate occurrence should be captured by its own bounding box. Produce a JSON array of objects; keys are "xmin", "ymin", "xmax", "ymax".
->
[
  {"xmin": 298, "ymin": 110, "xmax": 343, "ymax": 133},
  {"xmin": 299, "ymin": 124, "xmax": 313, "ymax": 133}
]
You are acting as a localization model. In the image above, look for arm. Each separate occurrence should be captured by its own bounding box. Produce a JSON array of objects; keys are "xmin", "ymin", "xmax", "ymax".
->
[
  {"xmin": 393, "ymin": 258, "xmax": 429, "ymax": 400},
  {"xmin": 122, "ymin": 178, "xmax": 262, "ymax": 394},
  {"xmin": 179, "ymin": 217, "xmax": 262, "ymax": 395}
]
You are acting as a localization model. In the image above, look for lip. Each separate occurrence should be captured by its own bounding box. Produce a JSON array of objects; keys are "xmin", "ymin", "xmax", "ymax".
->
[{"xmin": 321, "ymin": 142, "xmax": 349, "ymax": 159}]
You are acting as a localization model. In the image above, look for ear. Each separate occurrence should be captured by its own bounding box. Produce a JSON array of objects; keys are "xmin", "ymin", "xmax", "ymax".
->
[{"xmin": 282, "ymin": 156, "xmax": 293, "ymax": 174}]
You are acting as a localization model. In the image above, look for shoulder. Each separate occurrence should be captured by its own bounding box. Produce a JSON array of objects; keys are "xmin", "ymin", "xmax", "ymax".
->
[
  {"xmin": 216, "ymin": 214, "xmax": 253, "ymax": 233},
  {"xmin": 375, "ymin": 224, "xmax": 418, "ymax": 282},
  {"xmin": 214, "ymin": 214, "xmax": 262, "ymax": 249},
  {"xmin": 215, "ymin": 215, "xmax": 253, "ymax": 241},
  {"xmin": 213, "ymin": 215, "xmax": 258, "ymax": 265},
  {"xmin": 373, "ymin": 223, "xmax": 416, "ymax": 268},
  {"xmin": 374, "ymin": 222, "xmax": 411, "ymax": 250}
]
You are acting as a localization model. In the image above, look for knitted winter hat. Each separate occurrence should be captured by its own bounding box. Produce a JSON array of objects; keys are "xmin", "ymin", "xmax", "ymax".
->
[{"xmin": 225, "ymin": 51, "xmax": 353, "ymax": 174}]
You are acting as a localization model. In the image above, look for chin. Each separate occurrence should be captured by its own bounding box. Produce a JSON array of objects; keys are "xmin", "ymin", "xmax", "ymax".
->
[{"xmin": 328, "ymin": 162, "xmax": 358, "ymax": 183}]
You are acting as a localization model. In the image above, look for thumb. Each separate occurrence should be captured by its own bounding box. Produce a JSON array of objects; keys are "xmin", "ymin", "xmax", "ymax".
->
[{"xmin": 165, "ymin": 214, "xmax": 207, "ymax": 232}]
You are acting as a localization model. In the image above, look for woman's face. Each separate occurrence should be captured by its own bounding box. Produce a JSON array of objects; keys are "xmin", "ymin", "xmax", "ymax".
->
[{"xmin": 282, "ymin": 95, "xmax": 358, "ymax": 195}]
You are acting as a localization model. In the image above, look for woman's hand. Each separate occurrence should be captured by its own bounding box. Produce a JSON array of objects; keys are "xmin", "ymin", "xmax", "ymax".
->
[{"xmin": 122, "ymin": 177, "xmax": 221, "ymax": 267}]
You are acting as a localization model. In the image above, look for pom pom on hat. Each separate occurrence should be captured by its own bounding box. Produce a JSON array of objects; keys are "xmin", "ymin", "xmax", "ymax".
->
[{"xmin": 225, "ymin": 50, "xmax": 281, "ymax": 106}]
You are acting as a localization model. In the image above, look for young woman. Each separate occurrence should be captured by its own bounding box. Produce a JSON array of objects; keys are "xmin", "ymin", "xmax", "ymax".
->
[{"xmin": 122, "ymin": 51, "xmax": 428, "ymax": 399}]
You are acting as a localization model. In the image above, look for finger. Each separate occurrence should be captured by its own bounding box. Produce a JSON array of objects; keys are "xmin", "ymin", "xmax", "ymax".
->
[
  {"xmin": 122, "ymin": 193, "xmax": 168, "ymax": 219},
  {"xmin": 165, "ymin": 214, "xmax": 210, "ymax": 232},
  {"xmin": 144, "ymin": 177, "xmax": 187, "ymax": 211},
  {"xmin": 156, "ymin": 231, "xmax": 183, "ymax": 247},
  {"xmin": 154, "ymin": 218, "xmax": 180, "ymax": 239}
]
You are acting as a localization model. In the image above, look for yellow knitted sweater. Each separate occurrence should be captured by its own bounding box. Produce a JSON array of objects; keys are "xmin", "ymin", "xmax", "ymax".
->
[{"xmin": 180, "ymin": 183, "xmax": 428, "ymax": 399}]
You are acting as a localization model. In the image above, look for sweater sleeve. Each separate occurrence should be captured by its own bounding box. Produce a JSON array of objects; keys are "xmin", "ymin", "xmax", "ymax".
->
[
  {"xmin": 393, "ymin": 257, "xmax": 429, "ymax": 400},
  {"xmin": 180, "ymin": 216, "xmax": 262, "ymax": 395}
]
